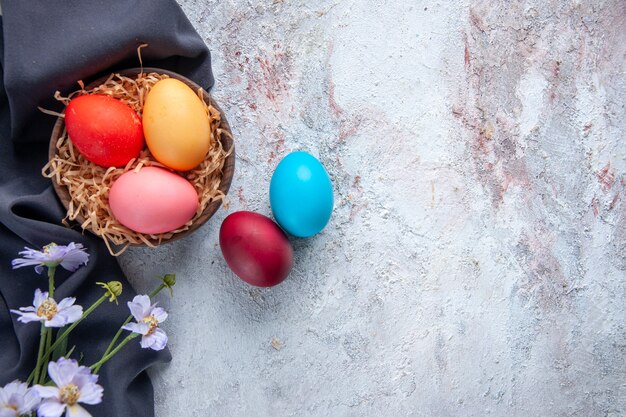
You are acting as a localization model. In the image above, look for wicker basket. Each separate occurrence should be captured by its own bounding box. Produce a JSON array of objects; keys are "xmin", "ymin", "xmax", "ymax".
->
[{"xmin": 47, "ymin": 68, "xmax": 235, "ymax": 252}]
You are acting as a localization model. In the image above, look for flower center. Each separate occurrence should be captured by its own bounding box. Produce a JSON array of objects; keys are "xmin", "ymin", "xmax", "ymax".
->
[
  {"xmin": 4, "ymin": 404, "xmax": 17, "ymax": 411},
  {"xmin": 37, "ymin": 298, "xmax": 58, "ymax": 320},
  {"xmin": 43, "ymin": 243, "xmax": 57, "ymax": 255},
  {"xmin": 59, "ymin": 384, "xmax": 80, "ymax": 406},
  {"xmin": 142, "ymin": 315, "xmax": 159, "ymax": 336}
]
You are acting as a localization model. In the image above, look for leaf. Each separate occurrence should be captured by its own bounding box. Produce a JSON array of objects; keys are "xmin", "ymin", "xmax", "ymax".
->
[
  {"xmin": 65, "ymin": 345, "xmax": 76, "ymax": 359},
  {"xmin": 51, "ymin": 330, "xmax": 69, "ymax": 361}
]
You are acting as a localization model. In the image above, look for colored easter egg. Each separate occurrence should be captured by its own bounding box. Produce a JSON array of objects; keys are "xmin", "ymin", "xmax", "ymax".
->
[
  {"xmin": 270, "ymin": 152, "xmax": 333, "ymax": 237},
  {"xmin": 142, "ymin": 78, "xmax": 211, "ymax": 171},
  {"xmin": 109, "ymin": 167, "xmax": 198, "ymax": 234},
  {"xmin": 65, "ymin": 95, "xmax": 144, "ymax": 167},
  {"xmin": 219, "ymin": 211, "xmax": 293, "ymax": 287}
]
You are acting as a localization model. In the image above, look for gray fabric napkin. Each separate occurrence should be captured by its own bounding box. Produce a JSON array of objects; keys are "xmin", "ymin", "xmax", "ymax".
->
[{"xmin": 0, "ymin": 1, "xmax": 214, "ymax": 416}]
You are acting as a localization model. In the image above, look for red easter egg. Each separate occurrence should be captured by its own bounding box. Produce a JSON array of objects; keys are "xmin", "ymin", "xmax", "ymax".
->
[
  {"xmin": 65, "ymin": 94, "xmax": 144, "ymax": 167},
  {"xmin": 219, "ymin": 211, "xmax": 293, "ymax": 287}
]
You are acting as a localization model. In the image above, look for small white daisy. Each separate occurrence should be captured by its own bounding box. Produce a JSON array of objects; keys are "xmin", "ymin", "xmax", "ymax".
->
[
  {"xmin": 12, "ymin": 242, "xmax": 89, "ymax": 274},
  {"xmin": 33, "ymin": 358, "xmax": 102, "ymax": 417},
  {"xmin": 0, "ymin": 380, "xmax": 40, "ymax": 417},
  {"xmin": 122, "ymin": 295, "xmax": 168, "ymax": 351},
  {"xmin": 10, "ymin": 289, "xmax": 83, "ymax": 328}
]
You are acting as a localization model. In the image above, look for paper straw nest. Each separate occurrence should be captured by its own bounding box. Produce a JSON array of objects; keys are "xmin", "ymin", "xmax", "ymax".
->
[{"xmin": 42, "ymin": 71, "xmax": 232, "ymax": 256}]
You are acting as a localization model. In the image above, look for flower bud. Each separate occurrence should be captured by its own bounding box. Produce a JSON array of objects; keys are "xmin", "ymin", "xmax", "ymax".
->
[
  {"xmin": 162, "ymin": 274, "xmax": 176, "ymax": 297},
  {"xmin": 107, "ymin": 281, "xmax": 123, "ymax": 297},
  {"xmin": 97, "ymin": 281, "xmax": 123, "ymax": 304},
  {"xmin": 163, "ymin": 274, "xmax": 176, "ymax": 287}
]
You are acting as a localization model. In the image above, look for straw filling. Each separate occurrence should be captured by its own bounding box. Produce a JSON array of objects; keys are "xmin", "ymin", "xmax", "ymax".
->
[{"xmin": 42, "ymin": 71, "xmax": 231, "ymax": 256}]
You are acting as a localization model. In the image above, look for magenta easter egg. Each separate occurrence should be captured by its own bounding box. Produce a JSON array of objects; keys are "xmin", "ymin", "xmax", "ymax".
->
[
  {"xmin": 109, "ymin": 167, "xmax": 198, "ymax": 234},
  {"xmin": 219, "ymin": 211, "xmax": 293, "ymax": 287}
]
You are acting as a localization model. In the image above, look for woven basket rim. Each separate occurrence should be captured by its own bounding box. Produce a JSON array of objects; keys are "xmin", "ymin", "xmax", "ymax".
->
[{"xmin": 48, "ymin": 67, "xmax": 236, "ymax": 249}]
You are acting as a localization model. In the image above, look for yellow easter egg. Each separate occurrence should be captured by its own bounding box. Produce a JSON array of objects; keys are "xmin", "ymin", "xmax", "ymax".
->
[{"xmin": 143, "ymin": 78, "xmax": 210, "ymax": 171}]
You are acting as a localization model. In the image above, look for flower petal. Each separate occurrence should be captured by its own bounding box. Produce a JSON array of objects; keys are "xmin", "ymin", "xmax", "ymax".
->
[
  {"xmin": 59, "ymin": 249, "xmax": 89, "ymax": 272},
  {"xmin": 0, "ymin": 385, "xmax": 9, "ymax": 406},
  {"xmin": 47, "ymin": 358, "xmax": 78, "ymax": 387},
  {"xmin": 127, "ymin": 295, "xmax": 151, "ymax": 320},
  {"xmin": 19, "ymin": 388, "xmax": 41, "ymax": 414},
  {"xmin": 56, "ymin": 297, "xmax": 76, "ymax": 310},
  {"xmin": 145, "ymin": 328, "xmax": 168, "ymax": 351},
  {"xmin": 122, "ymin": 322, "xmax": 150, "ymax": 336},
  {"xmin": 70, "ymin": 243, "xmax": 85, "ymax": 251},
  {"xmin": 151, "ymin": 307, "xmax": 168, "ymax": 323},
  {"xmin": 43, "ymin": 245, "xmax": 66, "ymax": 263},
  {"xmin": 127, "ymin": 303, "xmax": 145, "ymax": 322},
  {"xmin": 45, "ymin": 314, "xmax": 67, "ymax": 328},
  {"xmin": 120, "ymin": 322, "xmax": 138, "ymax": 332},
  {"xmin": 75, "ymin": 366, "xmax": 98, "ymax": 385},
  {"xmin": 67, "ymin": 404, "xmax": 92, "ymax": 417},
  {"xmin": 11, "ymin": 258, "xmax": 43, "ymax": 269},
  {"xmin": 37, "ymin": 398, "xmax": 65, "ymax": 417},
  {"xmin": 7, "ymin": 392, "xmax": 24, "ymax": 410},
  {"xmin": 33, "ymin": 289, "xmax": 48, "ymax": 308},
  {"xmin": 0, "ymin": 380, "xmax": 22, "ymax": 405},
  {"xmin": 32, "ymin": 386, "xmax": 59, "ymax": 400},
  {"xmin": 77, "ymin": 382, "xmax": 103, "ymax": 405},
  {"xmin": 140, "ymin": 334, "xmax": 153, "ymax": 349},
  {"xmin": 57, "ymin": 305, "xmax": 83, "ymax": 324},
  {"xmin": 0, "ymin": 408, "xmax": 17, "ymax": 417},
  {"xmin": 16, "ymin": 247, "xmax": 44, "ymax": 258},
  {"xmin": 13, "ymin": 311, "xmax": 43, "ymax": 324}
]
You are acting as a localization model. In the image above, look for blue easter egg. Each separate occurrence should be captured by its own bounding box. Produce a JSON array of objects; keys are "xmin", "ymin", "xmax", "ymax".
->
[{"xmin": 270, "ymin": 152, "xmax": 333, "ymax": 237}]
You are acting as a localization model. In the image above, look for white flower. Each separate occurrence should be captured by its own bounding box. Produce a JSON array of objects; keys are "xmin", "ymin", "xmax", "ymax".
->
[
  {"xmin": 12, "ymin": 242, "xmax": 89, "ymax": 274},
  {"xmin": 10, "ymin": 289, "xmax": 83, "ymax": 328},
  {"xmin": 122, "ymin": 295, "xmax": 168, "ymax": 351},
  {"xmin": 34, "ymin": 358, "xmax": 102, "ymax": 417},
  {"xmin": 0, "ymin": 380, "xmax": 40, "ymax": 417}
]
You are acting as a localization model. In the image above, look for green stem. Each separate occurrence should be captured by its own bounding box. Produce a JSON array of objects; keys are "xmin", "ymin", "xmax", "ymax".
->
[
  {"xmin": 39, "ymin": 328, "xmax": 54, "ymax": 384},
  {"xmin": 90, "ymin": 333, "xmax": 138, "ymax": 370},
  {"xmin": 47, "ymin": 266, "xmax": 56, "ymax": 298},
  {"xmin": 93, "ymin": 316, "xmax": 132, "ymax": 374},
  {"xmin": 38, "ymin": 294, "xmax": 108, "ymax": 368},
  {"xmin": 149, "ymin": 283, "xmax": 167, "ymax": 299},
  {"xmin": 36, "ymin": 266, "xmax": 57, "ymax": 384},
  {"xmin": 33, "ymin": 266, "xmax": 57, "ymax": 384},
  {"xmin": 94, "ymin": 283, "xmax": 166, "ymax": 373},
  {"xmin": 28, "ymin": 324, "xmax": 47, "ymax": 385}
]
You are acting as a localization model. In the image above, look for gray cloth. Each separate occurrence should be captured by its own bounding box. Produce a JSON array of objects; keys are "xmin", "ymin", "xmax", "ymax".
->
[{"xmin": 0, "ymin": 1, "xmax": 214, "ymax": 416}]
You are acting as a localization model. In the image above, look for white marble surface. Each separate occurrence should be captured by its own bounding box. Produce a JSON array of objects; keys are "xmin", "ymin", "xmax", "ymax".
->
[{"xmin": 119, "ymin": 1, "xmax": 625, "ymax": 415}]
